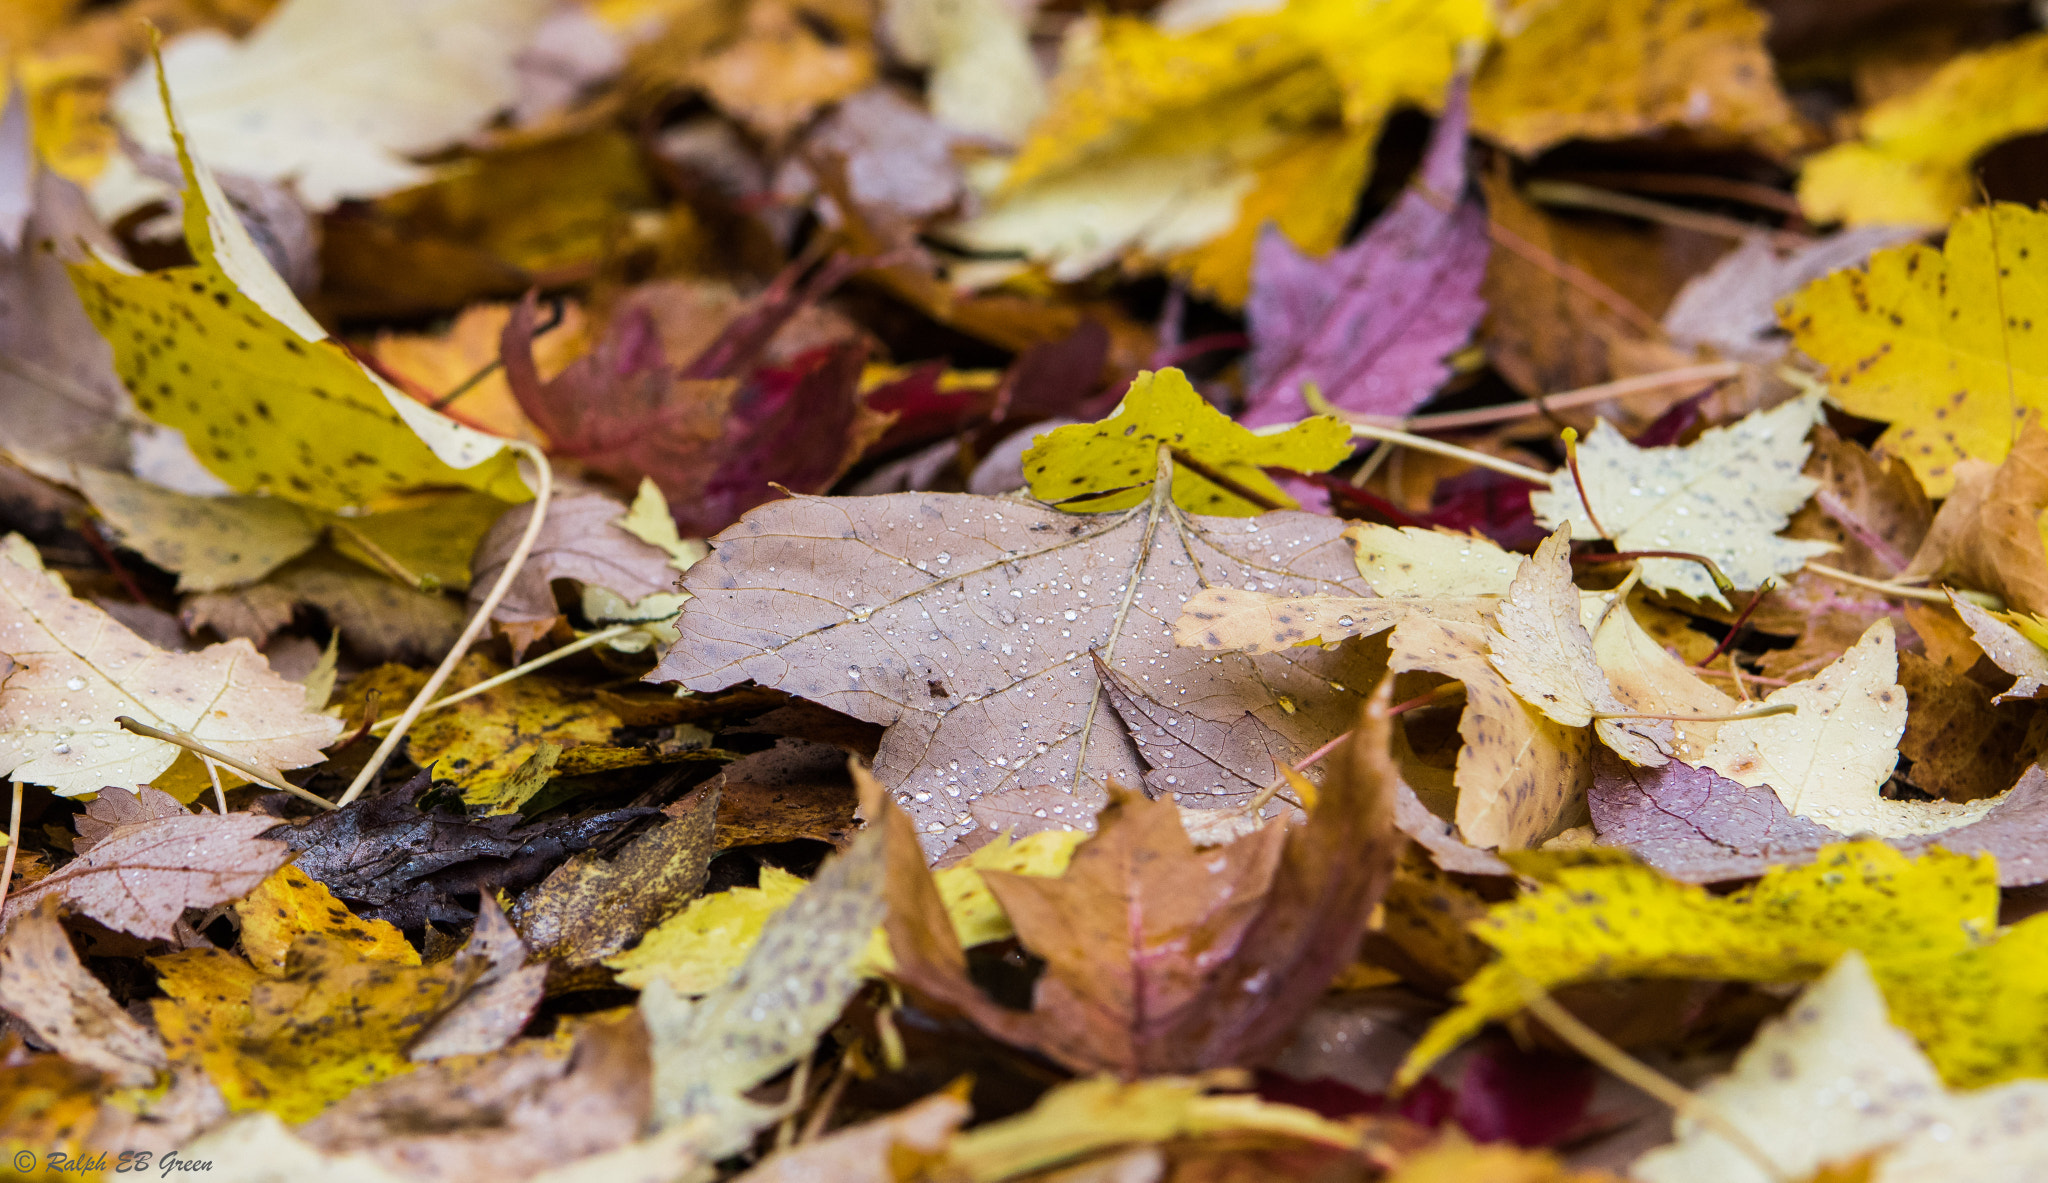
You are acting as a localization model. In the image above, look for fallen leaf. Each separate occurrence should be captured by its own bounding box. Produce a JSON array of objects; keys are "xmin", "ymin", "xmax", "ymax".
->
[
  {"xmin": 885, "ymin": 685, "xmax": 1396, "ymax": 1075},
  {"xmin": 1238, "ymin": 81, "xmax": 1487, "ymax": 426},
  {"xmin": 605, "ymin": 864, "xmax": 809, "ymax": 993},
  {"xmin": 1896, "ymin": 651, "xmax": 2046, "ymax": 801},
  {"xmin": 1487, "ymin": 526, "xmax": 1668, "ymax": 766},
  {"xmin": 946, "ymin": 0, "xmax": 1489, "ymax": 303},
  {"xmin": 252, "ymin": 551, "xmax": 468, "ymax": 662},
  {"xmin": 152, "ymin": 928, "xmax": 481, "ymax": 1122},
  {"xmin": 1587, "ymin": 748, "xmax": 1840, "ymax": 882},
  {"xmin": 72, "ymin": 67, "xmax": 529, "ymax": 512},
  {"xmin": 406, "ymin": 894, "xmax": 546, "ymax": 1061},
  {"xmin": 1699, "ymin": 619, "xmax": 1997, "ymax": 838},
  {"xmin": 1397, "ymin": 840, "xmax": 2048, "ymax": 1090},
  {"xmin": 1781, "ymin": 203, "xmax": 2048, "ymax": 496},
  {"xmin": 1528, "ymin": 395, "xmax": 1832, "ymax": 604},
  {"xmin": 0, "ymin": 1038, "xmax": 116, "ymax": 1183},
  {"xmin": 116, "ymin": 0, "xmax": 553, "ymax": 208},
  {"xmin": 1025, "ymin": 368, "xmax": 1352, "ymax": 515},
  {"xmin": 1471, "ymin": 0, "xmax": 1798, "ymax": 157},
  {"xmin": 1662, "ymin": 229, "xmax": 1922, "ymax": 363},
  {"xmin": 279, "ymin": 774, "xmax": 660, "ymax": 928},
  {"xmin": 1785, "ymin": 425, "xmax": 1932, "ymax": 581},
  {"xmin": 641, "ymin": 806, "xmax": 887, "ymax": 1146},
  {"xmin": 0, "ymin": 898, "xmax": 166, "ymax": 1087},
  {"xmin": 1901, "ymin": 421, "xmax": 2048, "ymax": 615},
  {"xmin": 233, "ymin": 864, "xmax": 419, "ymax": 974},
  {"xmin": 1951, "ymin": 594, "xmax": 2048, "ymax": 701},
  {"xmin": 1392, "ymin": 615, "xmax": 1590, "ymax": 851},
  {"xmin": 1096, "ymin": 653, "xmax": 1293, "ymax": 803},
  {"xmin": 942, "ymin": 1075, "xmax": 1360, "ymax": 1183},
  {"xmin": 2, "ymin": 805, "xmax": 290, "ymax": 941},
  {"xmin": 709, "ymin": 738, "xmax": 859, "ymax": 849},
  {"xmin": 61, "ymin": 465, "xmax": 320, "ymax": 593},
  {"xmin": 1385, "ymin": 1142, "xmax": 1617, "ymax": 1183},
  {"xmin": 370, "ymin": 301, "xmax": 586, "ymax": 442},
  {"xmin": 71, "ymin": 783, "xmax": 187, "ymax": 852},
  {"xmin": 882, "ymin": 0, "xmax": 1042, "ymax": 141},
  {"xmin": 175, "ymin": 1112, "xmax": 416, "ymax": 1183},
  {"xmin": 1798, "ymin": 31, "xmax": 2048, "ymax": 226},
  {"xmin": 733, "ymin": 1088, "xmax": 968, "ymax": 1183},
  {"xmin": 0, "ymin": 536, "xmax": 342, "ymax": 794},
  {"xmin": 1634, "ymin": 951, "xmax": 2048, "ymax": 1183},
  {"xmin": 326, "ymin": 488, "xmax": 512, "ymax": 594},
  {"xmin": 0, "ymin": 94, "xmax": 131, "ymax": 466},
  {"xmin": 509, "ymin": 778, "xmax": 719, "ymax": 971},
  {"xmin": 297, "ymin": 1013, "xmax": 648, "ymax": 1181},
  {"xmin": 470, "ymin": 491, "xmax": 683, "ymax": 640}
]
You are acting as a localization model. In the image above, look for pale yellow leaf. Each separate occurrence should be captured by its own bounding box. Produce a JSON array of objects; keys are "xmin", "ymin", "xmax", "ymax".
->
[
  {"xmin": 1344, "ymin": 523, "xmax": 1521, "ymax": 597},
  {"xmin": 1951, "ymin": 593, "xmax": 2048, "ymax": 703}
]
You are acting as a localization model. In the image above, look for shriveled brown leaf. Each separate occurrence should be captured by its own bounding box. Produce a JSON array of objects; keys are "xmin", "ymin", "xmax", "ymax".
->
[
  {"xmin": 3, "ymin": 808, "xmax": 291, "ymax": 940},
  {"xmin": 0, "ymin": 898, "xmax": 166, "ymax": 1087},
  {"xmin": 1951, "ymin": 594, "xmax": 2048, "ymax": 702},
  {"xmin": 472, "ymin": 491, "xmax": 681, "ymax": 637},
  {"xmin": 407, "ymin": 895, "xmax": 547, "ymax": 1061},
  {"xmin": 509, "ymin": 778, "xmax": 719, "ymax": 973},
  {"xmin": 1785, "ymin": 426, "xmax": 1932, "ymax": 579},
  {"xmin": 72, "ymin": 785, "xmax": 187, "ymax": 853},
  {"xmin": 884, "ymin": 681, "xmax": 1399, "ymax": 1075},
  {"xmin": 299, "ymin": 1011, "xmax": 651, "ymax": 1181},
  {"xmin": 655, "ymin": 490, "xmax": 1379, "ymax": 855},
  {"xmin": 1905, "ymin": 420, "xmax": 2048, "ymax": 615},
  {"xmin": 1897, "ymin": 652, "xmax": 2048, "ymax": 802},
  {"xmin": 731, "ymin": 1090, "xmax": 968, "ymax": 1183}
]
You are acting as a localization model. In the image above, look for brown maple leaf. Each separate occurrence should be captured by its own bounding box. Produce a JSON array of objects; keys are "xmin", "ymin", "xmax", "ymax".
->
[
  {"xmin": 880, "ymin": 681, "xmax": 1400, "ymax": 1076},
  {"xmin": 2, "ymin": 808, "xmax": 291, "ymax": 940},
  {"xmin": 653, "ymin": 481, "xmax": 1379, "ymax": 855}
]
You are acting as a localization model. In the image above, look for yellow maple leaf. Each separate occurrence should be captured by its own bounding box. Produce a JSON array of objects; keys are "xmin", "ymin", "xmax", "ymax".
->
[
  {"xmin": 232, "ymin": 865, "xmax": 420, "ymax": 975},
  {"xmin": 1471, "ymin": 0, "xmax": 1800, "ymax": 158},
  {"xmin": 1397, "ymin": 841, "xmax": 2048, "ymax": 1090},
  {"xmin": 68, "ymin": 65, "xmax": 529, "ymax": 513},
  {"xmin": 1022, "ymin": 368, "xmax": 1352, "ymax": 514},
  {"xmin": 948, "ymin": 0, "xmax": 1490, "ymax": 306},
  {"xmin": 1799, "ymin": 31, "xmax": 2048, "ymax": 227},
  {"xmin": 1780, "ymin": 203, "xmax": 2048, "ymax": 496}
]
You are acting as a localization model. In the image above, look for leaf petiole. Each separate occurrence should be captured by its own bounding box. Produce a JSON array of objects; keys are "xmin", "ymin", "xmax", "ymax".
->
[
  {"xmin": 1589, "ymin": 702, "xmax": 1797, "ymax": 724},
  {"xmin": 1803, "ymin": 561, "xmax": 2002, "ymax": 608},
  {"xmin": 366, "ymin": 622, "xmax": 640, "ymax": 734},
  {"xmin": 1307, "ymin": 382, "xmax": 1553, "ymax": 485},
  {"xmin": 115, "ymin": 716, "xmax": 338, "ymax": 810}
]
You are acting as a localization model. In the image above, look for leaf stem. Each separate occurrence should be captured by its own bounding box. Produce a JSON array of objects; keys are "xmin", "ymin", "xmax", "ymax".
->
[
  {"xmin": 328, "ymin": 519, "xmax": 434, "ymax": 592},
  {"xmin": 1573, "ymin": 549, "xmax": 1734, "ymax": 594},
  {"xmin": 1589, "ymin": 702, "xmax": 1797, "ymax": 724},
  {"xmin": 1394, "ymin": 363, "xmax": 1741, "ymax": 433},
  {"xmin": 115, "ymin": 716, "xmax": 337, "ymax": 810},
  {"xmin": 1803, "ymin": 562, "xmax": 2000, "ymax": 608},
  {"xmin": 1694, "ymin": 579, "xmax": 1774, "ymax": 669},
  {"xmin": 335, "ymin": 441, "xmax": 554, "ymax": 809},
  {"xmin": 1516, "ymin": 980, "xmax": 1792, "ymax": 1183},
  {"xmin": 0, "ymin": 782, "xmax": 21, "ymax": 918},
  {"xmin": 367, "ymin": 622, "xmax": 640, "ymax": 734},
  {"xmin": 1307, "ymin": 386, "xmax": 1552, "ymax": 485},
  {"xmin": 1560, "ymin": 426, "xmax": 1610, "ymax": 542}
]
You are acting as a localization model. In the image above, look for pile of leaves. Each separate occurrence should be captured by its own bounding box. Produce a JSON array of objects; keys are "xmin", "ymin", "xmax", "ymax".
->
[{"xmin": 12, "ymin": 0, "xmax": 2048, "ymax": 1179}]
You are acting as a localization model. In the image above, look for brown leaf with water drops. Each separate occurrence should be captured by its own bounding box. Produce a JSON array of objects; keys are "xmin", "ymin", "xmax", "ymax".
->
[
  {"xmin": 653, "ymin": 487, "xmax": 1379, "ymax": 855},
  {"xmin": 2, "ymin": 807, "xmax": 291, "ymax": 940}
]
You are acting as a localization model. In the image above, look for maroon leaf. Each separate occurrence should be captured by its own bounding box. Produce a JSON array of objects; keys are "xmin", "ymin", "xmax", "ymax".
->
[{"xmin": 1239, "ymin": 83, "xmax": 1487, "ymax": 426}]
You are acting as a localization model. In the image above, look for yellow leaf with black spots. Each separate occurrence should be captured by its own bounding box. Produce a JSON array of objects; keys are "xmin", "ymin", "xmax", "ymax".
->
[
  {"xmin": 1022, "ymin": 368, "xmax": 1350, "ymax": 515},
  {"xmin": 233, "ymin": 865, "xmax": 419, "ymax": 975},
  {"xmin": 1781, "ymin": 203, "xmax": 2048, "ymax": 497},
  {"xmin": 66, "ymin": 60, "xmax": 527, "ymax": 512},
  {"xmin": 152, "ymin": 935, "xmax": 478, "ymax": 1123}
]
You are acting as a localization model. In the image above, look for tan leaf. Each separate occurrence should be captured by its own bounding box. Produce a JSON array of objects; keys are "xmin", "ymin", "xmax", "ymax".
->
[
  {"xmin": 0, "ymin": 898, "xmax": 166, "ymax": 1087},
  {"xmin": 70, "ymin": 465, "xmax": 322, "ymax": 593},
  {"xmin": 1486, "ymin": 526, "xmax": 1669, "ymax": 765},
  {"xmin": 1391, "ymin": 615, "xmax": 1591, "ymax": 851},
  {"xmin": 1529, "ymin": 395, "xmax": 1833, "ymax": 604},
  {"xmin": 472, "ymin": 492, "xmax": 682, "ymax": 635},
  {"xmin": 654, "ymin": 489, "xmax": 1379, "ymax": 856},
  {"xmin": 1904, "ymin": 422, "xmax": 2048, "ymax": 616},
  {"xmin": 0, "ymin": 536, "xmax": 342, "ymax": 794},
  {"xmin": 1951, "ymin": 593, "xmax": 2048, "ymax": 702},
  {"xmin": 733, "ymin": 1090, "xmax": 968, "ymax": 1183},
  {"xmin": 1343, "ymin": 522, "xmax": 1522, "ymax": 596},
  {"xmin": 1174, "ymin": 586, "xmax": 1485, "ymax": 655},
  {"xmin": 1700, "ymin": 619, "xmax": 1994, "ymax": 838}
]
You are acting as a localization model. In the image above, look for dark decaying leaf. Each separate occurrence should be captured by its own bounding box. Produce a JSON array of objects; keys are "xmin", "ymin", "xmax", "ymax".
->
[
  {"xmin": 883, "ymin": 683, "xmax": 1400, "ymax": 1075},
  {"xmin": 3, "ymin": 807, "xmax": 291, "ymax": 940},
  {"xmin": 655, "ymin": 491, "xmax": 1379, "ymax": 855},
  {"xmin": 711, "ymin": 738, "xmax": 860, "ymax": 849},
  {"xmin": 276, "ymin": 772, "xmax": 661, "ymax": 928}
]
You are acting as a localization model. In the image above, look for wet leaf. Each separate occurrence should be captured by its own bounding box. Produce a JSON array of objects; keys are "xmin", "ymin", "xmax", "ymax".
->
[{"xmin": 0, "ymin": 898, "xmax": 166, "ymax": 1087}]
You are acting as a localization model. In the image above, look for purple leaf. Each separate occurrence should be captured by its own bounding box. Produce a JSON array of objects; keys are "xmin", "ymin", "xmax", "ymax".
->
[
  {"xmin": 1240, "ymin": 82, "xmax": 1488, "ymax": 426},
  {"xmin": 1588, "ymin": 750, "xmax": 1837, "ymax": 883}
]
